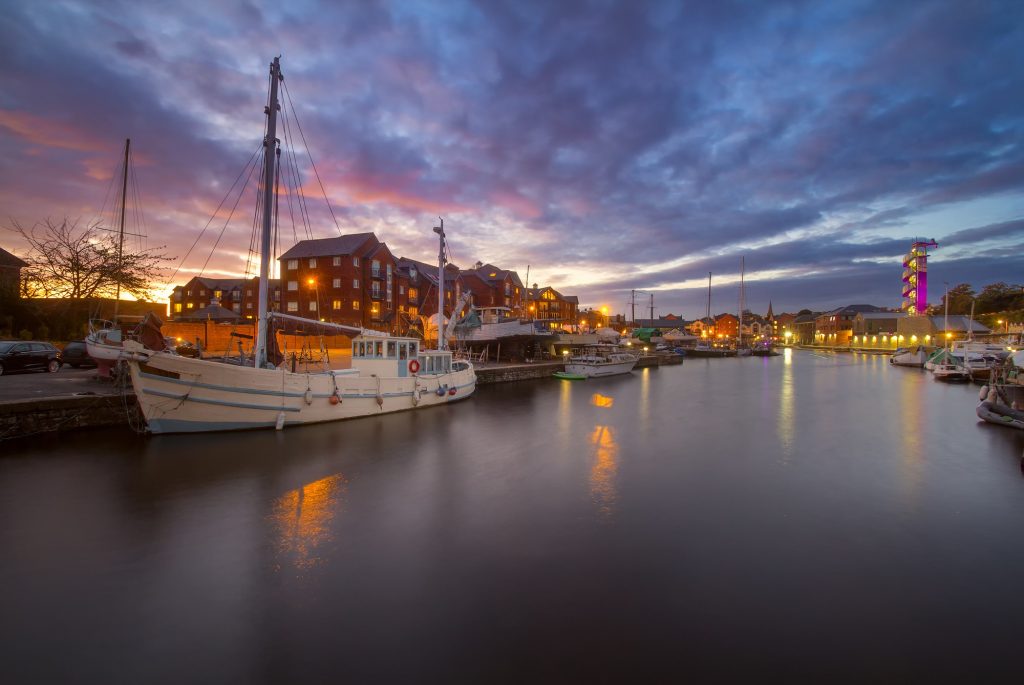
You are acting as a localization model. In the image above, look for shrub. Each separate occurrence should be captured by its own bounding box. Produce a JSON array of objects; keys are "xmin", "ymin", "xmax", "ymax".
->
[{"xmin": 19, "ymin": 329, "xmax": 32, "ymax": 340}]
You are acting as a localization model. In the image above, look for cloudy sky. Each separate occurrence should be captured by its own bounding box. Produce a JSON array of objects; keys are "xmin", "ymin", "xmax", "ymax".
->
[{"xmin": 1, "ymin": 0, "xmax": 1022, "ymax": 317}]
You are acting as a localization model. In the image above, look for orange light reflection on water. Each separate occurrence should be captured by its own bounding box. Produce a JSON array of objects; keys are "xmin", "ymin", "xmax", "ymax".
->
[
  {"xmin": 589, "ymin": 425, "xmax": 619, "ymax": 520},
  {"xmin": 591, "ymin": 393, "xmax": 614, "ymax": 408},
  {"xmin": 270, "ymin": 473, "xmax": 346, "ymax": 573}
]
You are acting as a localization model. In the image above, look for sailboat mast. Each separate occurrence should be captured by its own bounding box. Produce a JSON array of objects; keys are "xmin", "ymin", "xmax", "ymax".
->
[
  {"xmin": 254, "ymin": 57, "xmax": 282, "ymax": 369},
  {"xmin": 739, "ymin": 257, "xmax": 744, "ymax": 347},
  {"xmin": 706, "ymin": 272, "xmax": 711, "ymax": 321},
  {"xmin": 434, "ymin": 217, "xmax": 446, "ymax": 351},
  {"xmin": 113, "ymin": 138, "xmax": 130, "ymax": 320},
  {"xmin": 943, "ymin": 283, "xmax": 949, "ymax": 350}
]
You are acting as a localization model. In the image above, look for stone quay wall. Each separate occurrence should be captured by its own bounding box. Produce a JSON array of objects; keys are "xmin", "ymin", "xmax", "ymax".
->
[{"xmin": 0, "ymin": 394, "xmax": 138, "ymax": 442}]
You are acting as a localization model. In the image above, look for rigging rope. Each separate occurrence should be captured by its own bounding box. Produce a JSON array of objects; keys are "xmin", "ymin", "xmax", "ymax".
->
[{"xmin": 282, "ymin": 79, "xmax": 344, "ymax": 235}]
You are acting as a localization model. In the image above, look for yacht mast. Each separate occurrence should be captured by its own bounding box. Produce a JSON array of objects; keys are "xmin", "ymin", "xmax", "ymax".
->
[
  {"xmin": 254, "ymin": 57, "xmax": 282, "ymax": 369},
  {"xmin": 434, "ymin": 217, "xmax": 447, "ymax": 351},
  {"xmin": 943, "ymin": 283, "xmax": 949, "ymax": 350},
  {"xmin": 113, "ymin": 138, "xmax": 130, "ymax": 320},
  {"xmin": 738, "ymin": 257, "xmax": 744, "ymax": 348}
]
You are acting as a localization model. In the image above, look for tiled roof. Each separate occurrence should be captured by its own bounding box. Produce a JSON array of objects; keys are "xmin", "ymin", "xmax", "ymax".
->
[
  {"xmin": 279, "ymin": 233, "xmax": 377, "ymax": 260},
  {"xmin": 0, "ymin": 246, "xmax": 28, "ymax": 268}
]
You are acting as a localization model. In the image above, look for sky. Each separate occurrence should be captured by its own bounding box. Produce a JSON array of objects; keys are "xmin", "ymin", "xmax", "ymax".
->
[{"xmin": 1, "ymin": 0, "xmax": 1022, "ymax": 319}]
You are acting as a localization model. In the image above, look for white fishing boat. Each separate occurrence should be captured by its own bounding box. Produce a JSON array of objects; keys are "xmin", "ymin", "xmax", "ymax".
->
[
  {"xmin": 124, "ymin": 58, "xmax": 475, "ymax": 434},
  {"xmin": 564, "ymin": 347, "xmax": 638, "ymax": 378},
  {"xmin": 933, "ymin": 360, "xmax": 970, "ymax": 382},
  {"xmin": 889, "ymin": 346, "xmax": 927, "ymax": 367}
]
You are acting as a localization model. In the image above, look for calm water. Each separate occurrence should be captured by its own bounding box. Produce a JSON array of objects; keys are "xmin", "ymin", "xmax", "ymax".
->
[{"xmin": 2, "ymin": 349, "xmax": 1023, "ymax": 683}]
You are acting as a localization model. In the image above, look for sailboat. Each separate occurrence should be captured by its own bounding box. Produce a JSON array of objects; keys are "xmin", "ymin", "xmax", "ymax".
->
[
  {"xmin": 123, "ymin": 58, "xmax": 476, "ymax": 434},
  {"xmin": 85, "ymin": 138, "xmax": 167, "ymax": 377},
  {"xmin": 689, "ymin": 272, "xmax": 733, "ymax": 358},
  {"xmin": 736, "ymin": 257, "xmax": 751, "ymax": 357}
]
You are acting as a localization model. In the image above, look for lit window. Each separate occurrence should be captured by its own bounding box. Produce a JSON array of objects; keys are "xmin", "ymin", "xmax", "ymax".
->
[
  {"xmin": 173, "ymin": 303, "xmax": 182, "ymax": 313},
  {"xmin": 409, "ymin": 306, "xmax": 418, "ymax": 316},
  {"xmin": 332, "ymin": 300, "xmax": 341, "ymax": 310},
  {"xmin": 353, "ymin": 300, "xmax": 360, "ymax": 310},
  {"xmin": 287, "ymin": 301, "xmax": 298, "ymax": 312},
  {"xmin": 214, "ymin": 290, "xmax": 222, "ymax": 298},
  {"xmin": 186, "ymin": 302, "xmax": 194, "ymax": 309},
  {"xmin": 287, "ymin": 259, "xmax": 298, "ymax": 270}
]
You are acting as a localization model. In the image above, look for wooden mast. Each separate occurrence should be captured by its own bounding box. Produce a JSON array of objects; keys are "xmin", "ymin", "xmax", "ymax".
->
[
  {"xmin": 254, "ymin": 57, "xmax": 282, "ymax": 369},
  {"xmin": 433, "ymin": 217, "xmax": 447, "ymax": 350}
]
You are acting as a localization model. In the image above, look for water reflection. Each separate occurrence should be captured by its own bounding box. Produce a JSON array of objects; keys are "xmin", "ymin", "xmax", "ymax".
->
[
  {"xmin": 777, "ymin": 357, "xmax": 795, "ymax": 462},
  {"xmin": 591, "ymin": 393, "xmax": 614, "ymax": 408},
  {"xmin": 589, "ymin": 425, "xmax": 619, "ymax": 521},
  {"xmin": 269, "ymin": 473, "xmax": 346, "ymax": 573},
  {"xmin": 899, "ymin": 370, "xmax": 925, "ymax": 500}
]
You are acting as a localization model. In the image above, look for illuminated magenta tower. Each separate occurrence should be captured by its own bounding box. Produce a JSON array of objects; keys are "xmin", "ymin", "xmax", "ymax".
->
[{"xmin": 901, "ymin": 239, "xmax": 938, "ymax": 314}]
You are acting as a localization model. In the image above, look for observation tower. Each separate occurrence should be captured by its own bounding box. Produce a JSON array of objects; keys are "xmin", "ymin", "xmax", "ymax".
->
[{"xmin": 901, "ymin": 239, "xmax": 938, "ymax": 314}]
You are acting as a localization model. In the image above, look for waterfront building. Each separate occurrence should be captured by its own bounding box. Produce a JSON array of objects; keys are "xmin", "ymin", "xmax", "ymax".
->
[
  {"xmin": 793, "ymin": 312, "xmax": 818, "ymax": 345},
  {"xmin": 688, "ymin": 317, "xmax": 716, "ymax": 339},
  {"xmin": 0, "ymin": 246, "xmax": 28, "ymax": 300},
  {"xmin": 278, "ymin": 234, "xmax": 411, "ymax": 334},
  {"xmin": 526, "ymin": 285, "xmax": 579, "ymax": 331},
  {"xmin": 171, "ymin": 277, "xmax": 281, "ymax": 320},
  {"xmin": 773, "ymin": 312, "xmax": 798, "ymax": 343},
  {"xmin": 895, "ymin": 315, "xmax": 990, "ymax": 345},
  {"xmin": 814, "ymin": 304, "xmax": 884, "ymax": 346},
  {"xmin": 714, "ymin": 313, "xmax": 738, "ymax": 340},
  {"xmin": 460, "ymin": 262, "xmax": 526, "ymax": 315}
]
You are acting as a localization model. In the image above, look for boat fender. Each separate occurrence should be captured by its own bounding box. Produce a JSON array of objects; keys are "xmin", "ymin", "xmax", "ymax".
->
[
  {"xmin": 409, "ymin": 359, "xmax": 420, "ymax": 373},
  {"xmin": 436, "ymin": 387, "xmax": 445, "ymax": 397},
  {"xmin": 978, "ymin": 385, "xmax": 988, "ymax": 402},
  {"xmin": 987, "ymin": 387, "xmax": 999, "ymax": 403},
  {"xmin": 304, "ymin": 389, "xmax": 313, "ymax": 405},
  {"xmin": 411, "ymin": 393, "xmax": 419, "ymax": 406},
  {"xmin": 448, "ymin": 387, "xmax": 457, "ymax": 396},
  {"xmin": 275, "ymin": 412, "xmax": 286, "ymax": 431},
  {"xmin": 329, "ymin": 392, "xmax": 341, "ymax": 405},
  {"xmin": 376, "ymin": 394, "xmax": 384, "ymax": 408}
]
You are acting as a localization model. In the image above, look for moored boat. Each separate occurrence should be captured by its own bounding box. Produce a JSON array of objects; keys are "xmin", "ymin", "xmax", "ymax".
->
[
  {"xmin": 564, "ymin": 347, "xmax": 638, "ymax": 378},
  {"xmin": 124, "ymin": 57, "xmax": 476, "ymax": 434},
  {"xmin": 976, "ymin": 401, "xmax": 1024, "ymax": 430},
  {"xmin": 889, "ymin": 346, "xmax": 927, "ymax": 367},
  {"xmin": 933, "ymin": 360, "xmax": 970, "ymax": 382}
]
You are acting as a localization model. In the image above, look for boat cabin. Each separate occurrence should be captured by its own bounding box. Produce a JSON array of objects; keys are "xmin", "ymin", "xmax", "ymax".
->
[{"xmin": 350, "ymin": 335, "xmax": 458, "ymax": 377}]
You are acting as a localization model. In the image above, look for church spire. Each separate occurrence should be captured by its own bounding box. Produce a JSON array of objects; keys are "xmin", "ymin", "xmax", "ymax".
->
[{"xmin": 766, "ymin": 300, "xmax": 774, "ymax": 320}]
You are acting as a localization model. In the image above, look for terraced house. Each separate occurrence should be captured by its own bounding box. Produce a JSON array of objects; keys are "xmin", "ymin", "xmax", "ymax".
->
[
  {"xmin": 171, "ymin": 277, "xmax": 282, "ymax": 319},
  {"xmin": 277, "ymin": 233, "xmax": 411, "ymax": 334},
  {"xmin": 167, "ymin": 231, "xmax": 579, "ymax": 337}
]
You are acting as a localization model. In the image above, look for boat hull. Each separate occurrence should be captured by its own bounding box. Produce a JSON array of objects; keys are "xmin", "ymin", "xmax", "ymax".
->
[
  {"xmin": 564, "ymin": 359, "xmax": 637, "ymax": 378},
  {"xmin": 976, "ymin": 401, "xmax": 1024, "ymax": 430},
  {"xmin": 127, "ymin": 352, "xmax": 476, "ymax": 434}
]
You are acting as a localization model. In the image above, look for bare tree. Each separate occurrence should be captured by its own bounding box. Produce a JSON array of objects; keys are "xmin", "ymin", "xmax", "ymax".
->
[{"xmin": 8, "ymin": 217, "xmax": 173, "ymax": 301}]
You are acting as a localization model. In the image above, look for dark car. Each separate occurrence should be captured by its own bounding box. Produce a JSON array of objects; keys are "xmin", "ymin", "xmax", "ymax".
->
[
  {"xmin": 0, "ymin": 340, "xmax": 63, "ymax": 375},
  {"xmin": 61, "ymin": 340, "xmax": 97, "ymax": 368}
]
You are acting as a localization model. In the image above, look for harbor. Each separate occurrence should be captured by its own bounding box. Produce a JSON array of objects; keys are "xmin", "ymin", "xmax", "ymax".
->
[{"xmin": 3, "ymin": 349, "xmax": 1023, "ymax": 682}]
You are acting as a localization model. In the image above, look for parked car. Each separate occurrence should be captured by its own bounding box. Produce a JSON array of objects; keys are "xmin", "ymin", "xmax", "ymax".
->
[
  {"xmin": 61, "ymin": 340, "xmax": 97, "ymax": 368},
  {"xmin": 0, "ymin": 340, "xmax": 63, "ymax": 375}
]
